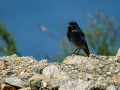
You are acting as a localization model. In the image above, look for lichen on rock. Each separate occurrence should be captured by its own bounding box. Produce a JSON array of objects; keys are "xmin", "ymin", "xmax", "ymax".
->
[{"xmin": 0, "ymin": 52, "xmax": 120, "ymax": 90}]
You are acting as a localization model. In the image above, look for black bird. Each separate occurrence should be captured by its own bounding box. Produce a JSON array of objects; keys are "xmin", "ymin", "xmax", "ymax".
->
[{"xmin": 67, "ymin": 21, "xmax": 90, "ymax": 57}]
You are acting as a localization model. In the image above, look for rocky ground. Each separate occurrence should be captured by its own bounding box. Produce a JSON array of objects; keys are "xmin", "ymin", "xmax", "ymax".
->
[{"xmin": 0, "ymin": 49, "xmax": 120, "ymax": 90}]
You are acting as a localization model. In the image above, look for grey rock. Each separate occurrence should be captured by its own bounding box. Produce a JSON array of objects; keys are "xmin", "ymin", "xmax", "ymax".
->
[
  {"xmin": 59, "ymin": 80, "xmax": 91, "ymax": 90},
  {"xmin": 106, "ymin": 85, "xmax": 116, "ymax": 90},
  {"xmin": 114, "ymin": 69, "xmax": 119, "ymax": 74},
  {"xmin": 29, "ymin": 78, "xmax": 42, "ymax": 90},
  {"xmin": 30, "ymin": 78, "xmax": 59, "ymax": 90},
  {"xmin": 1, "ymin": 54, "xmax": 120, "ymax": 89},
  {"xmin": 54, "ymin": 71, "xmax": 71, "ymax": 85},
  {"xmin": 0, "ymin": 61, "xmax": 5, "ymax": 70},
  {"xmin": 33, "ymin": 64, "xmax": 49, "ymax": 74},
  {"xmin": 39, "ymin": 59, "xmax": 48, "ymax": 63},
  {"xmin": 19, "ymin": 73, "xmax": 34, "ymax": 81},
  {"xmin": 3, "ymin": 77, "xmax": 27, "ymax": 88},
  {"xmin": 6, "ymin": 54, "xmax": 18, "ymax": 59},
  {"xmin": 42, "ymin": 64, "xmax": 59, "ymax": 78}
]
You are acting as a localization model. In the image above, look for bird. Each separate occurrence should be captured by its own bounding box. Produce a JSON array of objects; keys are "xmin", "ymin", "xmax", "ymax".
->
[{"xmin": 67, "ymin": 21, "xmax": 90, "ymax": 57}]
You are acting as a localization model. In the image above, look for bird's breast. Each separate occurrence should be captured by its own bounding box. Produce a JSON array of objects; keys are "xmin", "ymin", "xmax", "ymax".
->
[{"xmin": 67, "ymin": 31, "xmax": 85, "ymax": 48}]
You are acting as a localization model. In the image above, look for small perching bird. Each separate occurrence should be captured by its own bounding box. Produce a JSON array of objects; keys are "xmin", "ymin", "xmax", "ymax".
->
[{"xmin": 67, "ymin": 21, "xmax": 90, "ymax": 57}]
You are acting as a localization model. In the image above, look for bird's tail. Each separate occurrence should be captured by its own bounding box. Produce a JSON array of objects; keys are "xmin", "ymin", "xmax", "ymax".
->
[{"xmin": 82, "ymin": 44, "xmax": 90, "ymax": 57}]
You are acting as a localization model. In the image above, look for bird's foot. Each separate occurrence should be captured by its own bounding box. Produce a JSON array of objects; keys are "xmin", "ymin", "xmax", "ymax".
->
[
  {"xmin": 70, "ymin": 53, "xmax": 81, "ymax": 57},
  {"xmin": 70, "ymin": 53, "xmax": 75, "ymax": 57},
  {"xmin": 76, "ymin": 53, "xmax": 80, "ymax": 55}
]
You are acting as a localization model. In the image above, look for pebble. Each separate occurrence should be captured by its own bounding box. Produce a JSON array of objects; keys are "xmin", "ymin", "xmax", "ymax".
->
[{"xmin": 107, "ymin": 72, "xmax": 111, "ymax": 75}]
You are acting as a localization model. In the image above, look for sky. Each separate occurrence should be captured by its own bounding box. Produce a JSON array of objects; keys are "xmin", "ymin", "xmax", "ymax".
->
[{"xmin": 0, "ymin": 0, "xmax": 120, "ymax": 61}]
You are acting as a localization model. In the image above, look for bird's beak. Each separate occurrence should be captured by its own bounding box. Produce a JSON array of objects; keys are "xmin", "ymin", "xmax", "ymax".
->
[{"xmin": 68, "ymin": 23, "xmax": 72, "ymax": 27}]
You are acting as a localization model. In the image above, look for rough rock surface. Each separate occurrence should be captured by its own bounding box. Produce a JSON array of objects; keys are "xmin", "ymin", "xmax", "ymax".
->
[{"xmin": 0, "ymin": 51, "xmax": 120, "ymax": 90}]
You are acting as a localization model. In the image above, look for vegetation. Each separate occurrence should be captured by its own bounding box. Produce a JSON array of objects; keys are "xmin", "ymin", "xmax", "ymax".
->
[
  {"xmin": 84, "ymin": 10, "xmax": 119, "ymax": 56},
  {"xmin": 0, "ymin": 17, "xmax": 19, "ymax": 56}
]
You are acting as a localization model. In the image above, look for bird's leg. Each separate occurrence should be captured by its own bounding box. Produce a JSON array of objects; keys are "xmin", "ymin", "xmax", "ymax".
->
[
  {"xmin": 77, "ymin": 48, "xmax": 81, "ymax": 55},
  {"xmin": 70, "ymin": 49, "xmax": 77, "ymax": 56},
  {"xmin": 73, "ymin": 49, "xmax": 78, "ymax": 54}
]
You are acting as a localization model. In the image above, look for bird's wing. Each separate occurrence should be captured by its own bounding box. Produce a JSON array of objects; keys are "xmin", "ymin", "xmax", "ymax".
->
[
  {"xmin": 77, "ymin": 28, "xmax": 90, "ymax": 57},
  {"xmin": 76, "ymin": 28, "xmax": 85, "ymax": 37}
]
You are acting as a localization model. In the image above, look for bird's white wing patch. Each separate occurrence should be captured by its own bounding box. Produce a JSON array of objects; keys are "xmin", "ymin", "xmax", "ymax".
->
[{"xmin": 72, "ymin": 30, "xmax": 77, "ymax": 32}]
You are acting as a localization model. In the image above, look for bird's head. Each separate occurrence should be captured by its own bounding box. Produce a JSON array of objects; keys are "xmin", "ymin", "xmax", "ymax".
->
[{"xmin": 68, "ymin": 21, "xmax": 78, "ymax": 28}]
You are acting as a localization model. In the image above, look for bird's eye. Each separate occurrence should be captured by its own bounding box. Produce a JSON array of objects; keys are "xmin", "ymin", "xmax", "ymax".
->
[{"xmin": 69, "ymin": 24, "xmax": 72, "ymax": 27}]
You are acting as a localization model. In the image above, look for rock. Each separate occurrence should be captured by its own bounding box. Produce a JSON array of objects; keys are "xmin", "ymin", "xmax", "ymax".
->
[
  {"xmin": 59, "ymin": 80, "xmax": 91, "ymax": 90},
  {"xmin": 117, "ymin": 58, "xmax": 120, "ymax": 63},
  {"xmin": 29, "ymin": 73, "xmax": 44, "ymax": 80},
  {"xmin": 54, "ymin": 71, "xmax": 71, "ymax": 85},
  {"xmin": 3, "ymin": 77, "xmax": 27, "ymax": 88},
  {"xmin": 0, "ymin": 61, "xmax": 5, "ymax": 70},
  {"xmin": 29, "ymin": 73, "xmax": 56, "ymax": 89},
  {"xmin": 1, "ymin": 54, "xmax": 120, "ymax": 89},
  {"xmin": 19, "ymin": 73, "xmax": 33, "ymax": 81},
  {"xmin": 63, "ymin": 55, "xmax": 85, "ymax": 64},
  {"xmin": 2, "ymin": 83, "xmax": 17, "ymax": 90},
  {"xmin": 18, "ymin": 87, "xmax": 30, "ymax": 90},
  {"xmin": 29, "ymin": 78, "xmax": 58, "ymax": 90},
  {"xmin": 116, "ymin": 48, "xmax": 120, "ymax": 56},
  {"xmin": 42, "ymin": 65, "xmax": 59, "ymax": 78},
  {"xmin": 112, "ymin": 73, "xmax": 120, "ymax": 82},
  {"xmin": 29, "ymin": 78, "xmax": 42, "ymax": 90},
  {"xmin": 39, "ymin": 59, "xmax": 48, "ymax": 63},
  {"xmin": 106, "ymin": 85, "xmax": 116, "ymax": 90},
  {"xmin": 106, "ymin": 72, "xmax": 111, "ymax": 75}
]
